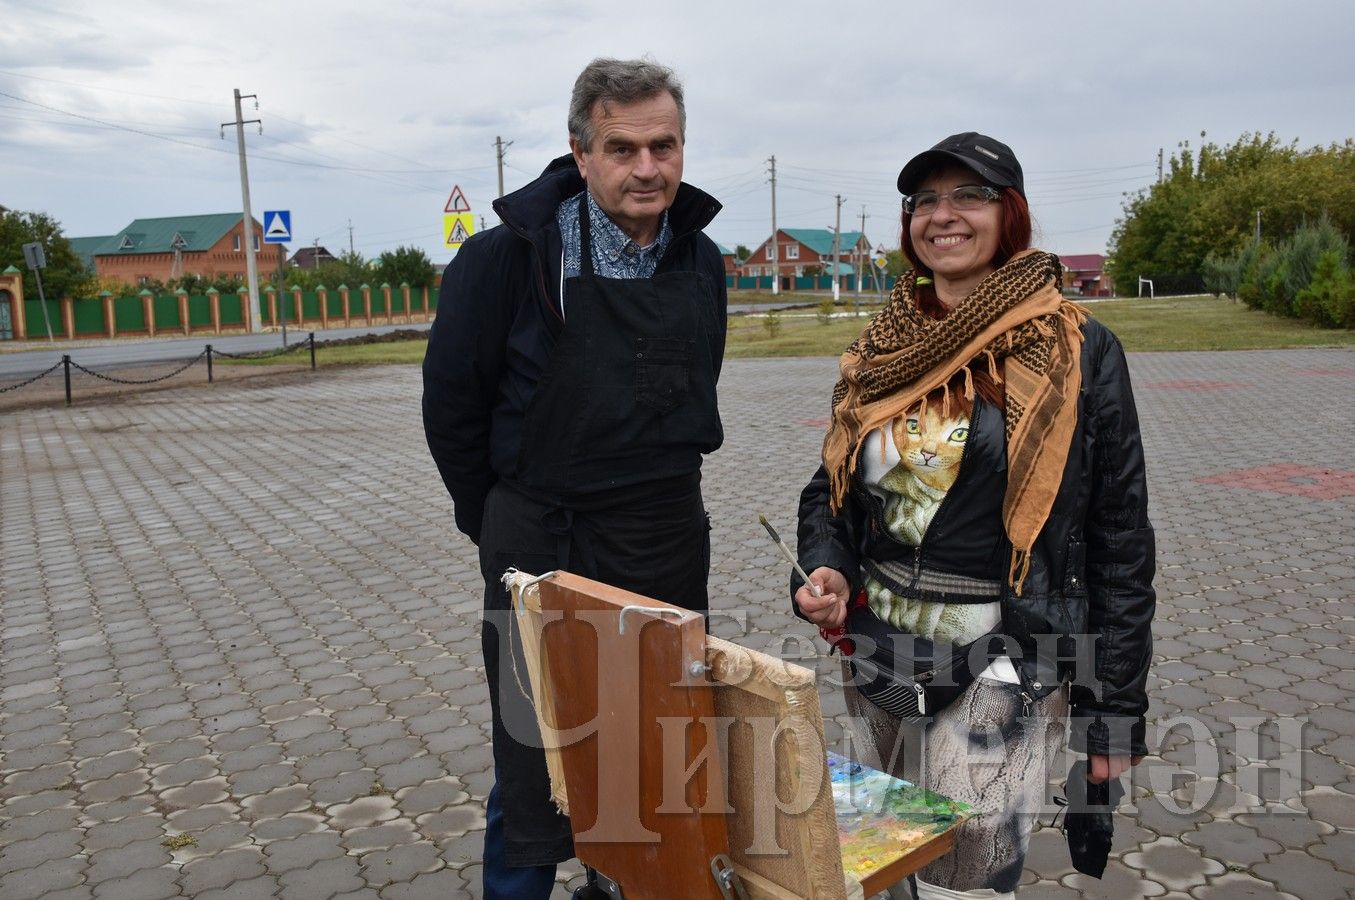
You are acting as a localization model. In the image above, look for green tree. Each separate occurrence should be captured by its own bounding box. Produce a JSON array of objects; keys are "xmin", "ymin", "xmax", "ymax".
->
[
  {"xmin": 0, "ymin": 208, "xmax": 94, "ymax": 300},
  {"xmin": 1107, "ymin": 133, "xmax": 1355, "ymax": 297},
  {"xmin": 1295, "ymin": 249, "xmax": 1355, "ymax": 327},
  {"xmin": 734, "ymin": 244, "xmax": 751, "ymax": 262},
  {"xmin": 885, "ymin": 249, "xmax": 911, "ymax": 278},
  {"xmin": 375, "ymin": 245, "xmax": 436, "ymax": 289},
  {"xmin": 282, "ymin": 250, "xmax": 373, "ymax": 291}
]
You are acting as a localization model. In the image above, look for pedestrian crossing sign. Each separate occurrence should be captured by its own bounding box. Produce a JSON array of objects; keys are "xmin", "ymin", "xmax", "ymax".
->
[
  {"xmin": 263, "ymin": 210, "xmax": 292, "ymax": 244},
  {"xmin": 444, "ymin": 213, "xmax": 474, "ymax": 247}
]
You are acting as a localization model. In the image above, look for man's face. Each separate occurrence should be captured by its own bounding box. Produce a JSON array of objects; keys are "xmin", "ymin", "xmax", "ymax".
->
[{"xmin": 570, "ymin": 92, "xmax": 683, "ymax": 245}]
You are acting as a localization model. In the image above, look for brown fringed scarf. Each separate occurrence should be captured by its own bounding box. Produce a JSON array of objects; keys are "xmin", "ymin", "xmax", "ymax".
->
[{"xmin": 822, "ymin": 249, "xmax": 1088, "ymax": 594}]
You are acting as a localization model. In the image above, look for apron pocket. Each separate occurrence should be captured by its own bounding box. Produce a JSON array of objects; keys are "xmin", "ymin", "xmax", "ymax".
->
[{"xmin": 635, "ymin": 337, "xmax": 693, "ymax": 413}]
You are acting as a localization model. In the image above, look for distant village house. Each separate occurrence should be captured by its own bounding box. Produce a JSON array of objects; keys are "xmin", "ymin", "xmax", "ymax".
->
[
  {"xmin": 71, "ymin": 214, "xmax": 286, "ymax": 286},
  {"xmin": 1060, "ymin": 253, "xmax": 1114, "ymax": 297}
]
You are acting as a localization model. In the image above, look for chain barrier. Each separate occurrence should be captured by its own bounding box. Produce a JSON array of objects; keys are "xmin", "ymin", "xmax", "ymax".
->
[
  {"xmin": 0, "ymin": 359, "xmax": 64, "ymax": 393},
  {"xmin": 210, "ymin": 334, "xmax": 313, "ymax": 360},
  {"xmin": 1, "ymin": 332, "xmax": 317, "ymax": 405},
  {"xmin": 66, "ymin": 350, "xmax": 208, "ymax": 385}
]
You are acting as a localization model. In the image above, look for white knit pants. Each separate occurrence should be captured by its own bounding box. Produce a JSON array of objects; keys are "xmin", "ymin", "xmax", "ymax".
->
[{"xmin": 845, "ymin": 666, "xmax": 1069, "ymax": 896}]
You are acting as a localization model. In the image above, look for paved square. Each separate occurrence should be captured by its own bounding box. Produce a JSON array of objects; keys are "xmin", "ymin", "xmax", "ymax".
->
[{"xmin": 1, "ymin": 347, "xmax": 1352, "ymax": 898}]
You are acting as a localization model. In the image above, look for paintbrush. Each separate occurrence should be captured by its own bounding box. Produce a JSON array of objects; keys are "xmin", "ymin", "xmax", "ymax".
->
[{"xmin": 758, "ymin": 513, "xmax": 823, "ymax": 597}]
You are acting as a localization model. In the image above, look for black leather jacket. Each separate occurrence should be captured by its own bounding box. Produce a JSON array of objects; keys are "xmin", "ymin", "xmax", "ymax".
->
[{"xmin": 794, "ymin": 318, "xmax": 1155, "ymax": 757}]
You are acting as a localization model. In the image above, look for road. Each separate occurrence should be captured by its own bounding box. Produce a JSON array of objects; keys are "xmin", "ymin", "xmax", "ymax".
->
[{"xmin": 0, "ymin": 299, "xmax": 825, "ymax": 379}]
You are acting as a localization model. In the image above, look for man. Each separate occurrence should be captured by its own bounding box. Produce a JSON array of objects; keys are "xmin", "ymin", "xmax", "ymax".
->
[{"xmin": 422, "ymin": 58, "xmax": 726, "ymax": 899}]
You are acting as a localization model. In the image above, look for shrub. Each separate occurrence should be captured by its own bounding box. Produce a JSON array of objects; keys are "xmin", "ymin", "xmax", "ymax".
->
[
  {"xmin": 816, "ymin": 298, "xmax": 836, "ymax": 325},
  {"xmin": 1295, "ymin": 249, "xmax": 1355, "ymax": 327},
  {"xmin": 1202, "ymin": 239, "xmax": 1262, "ymax": 299},
  {"xmin": 763, "ymin": 310, "xmax": 782, "ymax": 338},
  {"xmin": 1278, "ymin": 215, "xmax": 1348, "ymax": 302},
  {"xmin": 1237, "ymin": 243, "xmax": 1275, "ymax": 310},
  {"xmin": 1263, "ymin": 257, "xmax": 1293, "ymax": 316}
]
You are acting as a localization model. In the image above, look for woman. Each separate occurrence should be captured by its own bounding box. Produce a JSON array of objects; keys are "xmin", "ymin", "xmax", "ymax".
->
[{"xmin": 792, "ymin": 133, "xmax": 1154, "ymax": 899}]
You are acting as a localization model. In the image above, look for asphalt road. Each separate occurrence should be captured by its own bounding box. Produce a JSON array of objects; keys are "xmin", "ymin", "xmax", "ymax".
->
[
  {"xmin": 0, "ymin": 300, "xmax": 827, "ymax": 379},
  {"xmin": 0, "ymin": 324, "xmax": 430, "ymax": 379}
]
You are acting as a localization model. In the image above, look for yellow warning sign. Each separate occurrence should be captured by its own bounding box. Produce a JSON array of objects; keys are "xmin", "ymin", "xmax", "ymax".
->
[{"xmin": 444, "ymin": 213, "xmax": 475, "ymax": 247}]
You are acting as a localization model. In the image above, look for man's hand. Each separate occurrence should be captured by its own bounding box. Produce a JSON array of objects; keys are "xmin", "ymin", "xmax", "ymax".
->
[
  {"xmin": 1087, "ymin": 753, "xmax": 1144, "ymax": 784},
  {"xmin": 794, "ymin": 567, "xmax": 850, "ymax": 629}
]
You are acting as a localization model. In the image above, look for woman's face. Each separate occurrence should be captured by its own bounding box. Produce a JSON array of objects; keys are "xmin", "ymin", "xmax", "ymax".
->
[{"xmin": 908, "ymin": 165, "xmax": 1002, "ymax": 292}]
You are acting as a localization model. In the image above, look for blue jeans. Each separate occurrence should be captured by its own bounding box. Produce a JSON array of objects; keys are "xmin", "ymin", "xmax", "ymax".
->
[{"xmin": 483, "ymin": 782, "xmax": 557, "ymax": 899}]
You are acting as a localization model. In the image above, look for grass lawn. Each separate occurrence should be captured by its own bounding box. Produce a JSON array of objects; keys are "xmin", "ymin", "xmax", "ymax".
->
[
  {"xmin": 1085, "ymin": 295, "xmax": 1355, "ymax": 351},
  {"xmin": 726, "ymin": 294, "xmax": 1355, "ymax": 357},
  {"xmin": 219, "ymin": 295, "xmax": 1354, "ymax": 367}
]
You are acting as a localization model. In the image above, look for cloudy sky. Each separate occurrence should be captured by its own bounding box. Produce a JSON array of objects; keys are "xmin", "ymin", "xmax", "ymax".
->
[{"xmin": 3, "ymin": 0, "xmax": 1351, "ymax": 266}]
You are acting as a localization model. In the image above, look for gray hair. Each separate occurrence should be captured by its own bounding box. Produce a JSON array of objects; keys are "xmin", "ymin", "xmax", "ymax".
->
[{"xmin": 568, "ymin": 57, "xmax": 686, "ymax": 151}]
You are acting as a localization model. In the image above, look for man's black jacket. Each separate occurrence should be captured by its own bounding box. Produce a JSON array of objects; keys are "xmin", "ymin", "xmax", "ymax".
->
[
  {"xmin": 422, "ymin": 155, "xmax": 726, "ymax": 544},
  {"xmin": 795, "ymin": 318, "xmax": 1156, "ymax": 757}
]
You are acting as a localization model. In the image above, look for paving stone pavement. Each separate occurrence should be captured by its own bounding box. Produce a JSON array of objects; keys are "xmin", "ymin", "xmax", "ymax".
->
[{"xmin": 1, "ymin": 348, "xmax": 1352, "ymax": 899}]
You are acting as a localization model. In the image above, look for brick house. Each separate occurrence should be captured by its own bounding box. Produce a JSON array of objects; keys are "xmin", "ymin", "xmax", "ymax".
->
[
  {"xmin": 290, "ymin": 245, "xmax": 339, "ymax": 269},
  {"xmin": 73, "ymin": 214, "xmax": 286, "ymax": 286},
  {"xmin": 715, "ymin": 242, "xmax": 738, "ymax": 277},
  {"xmin": 1060, "ymin": 253, "xmax": 1115, "ymax": 297},
  {"xmin": 739, "ymin": 228, "xmax": 871, "ymax": 281}
]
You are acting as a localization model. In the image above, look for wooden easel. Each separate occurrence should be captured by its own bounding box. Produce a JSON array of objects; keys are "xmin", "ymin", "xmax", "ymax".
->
[{"xmin": 507, "ymin": 570, "xmax": 969, "ymax": 899}]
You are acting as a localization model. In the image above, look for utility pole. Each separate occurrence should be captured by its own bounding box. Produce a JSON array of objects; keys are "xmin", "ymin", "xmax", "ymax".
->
[
  {"xmin": 768, "ymin": 155, "xmax": 779, "ymax": 295},
  {"xmin": 348, "ymin": 219, "xmax": 355, "ymax": 256},
  {"xmin": 831, "ymin": 194, "xmax": 843, "ymax": 303},
  {"xmin": 495, "ymin": 136, "xmax": 514, "ymax": 198},
  {"xmin": 224, "ymin": 89, "xmax": 262, "ymax": 334},
  {"xmin": 1255, "ymin": 209, "xmax": 1262, "ymax": 243},
  {"xmin": 857, "ymin": 206, "xmax": 870, "ymax": 303},
  {"xmin": 1157, "ymin": 148, "xmax": 1164, "ymax": 184}
]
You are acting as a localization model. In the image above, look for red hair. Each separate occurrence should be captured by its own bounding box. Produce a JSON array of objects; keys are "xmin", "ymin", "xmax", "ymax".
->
[{"xmin": 900, "ymin": 186, "xmax": 1032, "ymax": 277}]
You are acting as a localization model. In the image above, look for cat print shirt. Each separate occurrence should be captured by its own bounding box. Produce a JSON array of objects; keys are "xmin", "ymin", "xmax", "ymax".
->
[{"xmin": 860, "ymin": 404, "xmax": 1017, "ymax": 683}]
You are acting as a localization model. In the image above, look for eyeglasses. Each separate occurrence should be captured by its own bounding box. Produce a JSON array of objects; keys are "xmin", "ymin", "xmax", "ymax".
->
[{"xmin": 902, "ymin": 185, "xmax": 1000, "ymax": 216}]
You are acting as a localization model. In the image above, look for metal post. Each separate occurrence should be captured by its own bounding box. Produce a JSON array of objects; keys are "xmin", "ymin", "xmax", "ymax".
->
[
  {"xmin": 62, "ymin": 354, "xmax": 71, "ymax": 405},
  {"xmin": 277, "ymin": 252, "xmax": 288, "ymax": 349},
  {"xmin": 33, "ymin": 267, "xmax": 55, "ymax": 342},
  {"xmin": 308, "ymin": 332, "xmax": 316, "ymax": 370},
  {"xmin": 206, "ymin": 345, "xmax": 214, "ymax": 383}
]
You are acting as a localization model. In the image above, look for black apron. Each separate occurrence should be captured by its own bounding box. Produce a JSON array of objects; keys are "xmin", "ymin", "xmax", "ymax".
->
[{"xmin": 479, "ymin": 198, "xmax": 720, "ymax": 866}]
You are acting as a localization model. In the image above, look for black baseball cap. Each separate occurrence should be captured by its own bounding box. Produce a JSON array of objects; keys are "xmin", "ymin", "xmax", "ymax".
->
[{"xmin": 897, "ymin": 132, "xmax": 1025, "ymax": 198}]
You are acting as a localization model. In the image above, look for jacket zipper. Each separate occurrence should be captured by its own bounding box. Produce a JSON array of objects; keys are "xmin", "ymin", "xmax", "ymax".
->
[{"xmin": 502, "ymin": 219, "xmax": 563, "ymax": 325}]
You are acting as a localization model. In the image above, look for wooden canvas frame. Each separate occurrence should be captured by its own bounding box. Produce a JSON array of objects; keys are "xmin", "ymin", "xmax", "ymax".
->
[{"xmin": 505, "ymin": 570, "xmax": 964, "ymax": 899}]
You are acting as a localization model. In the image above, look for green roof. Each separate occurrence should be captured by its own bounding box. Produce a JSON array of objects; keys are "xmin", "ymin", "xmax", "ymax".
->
[
  {"xmin": 68, "ymin": 235, "xmax": 114, "ymax": 271},
  {"xmin": 96, "ymin": 213, "xmax": 254, "ymax": 256},
  {"xmin": 715, "ymin": 242, "xmax": 734, "ymax": 256},
  {"xmin": 781, "ymin": 228, "xmax": 866, "ymax": 257}
]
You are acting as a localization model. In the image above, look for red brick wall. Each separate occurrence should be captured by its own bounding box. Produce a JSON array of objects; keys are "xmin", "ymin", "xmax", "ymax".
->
[{"xmin": 94, "ymin": 221, "xmax": 287, "ymax": 286}]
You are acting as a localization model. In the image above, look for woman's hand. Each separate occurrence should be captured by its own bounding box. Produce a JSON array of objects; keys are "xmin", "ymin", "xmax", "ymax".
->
[
  {"xmin": 794, "ymin": 567, "xmax": 850, "ymax": 629},
  {"xmin": 1086, "ymin": 753, "xmax": 1144, "ymax": 784}
]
